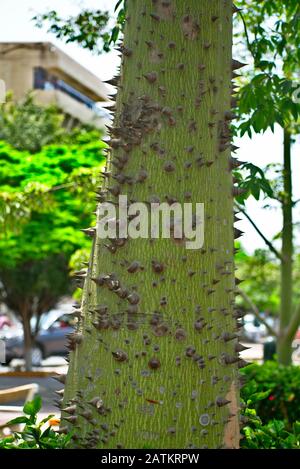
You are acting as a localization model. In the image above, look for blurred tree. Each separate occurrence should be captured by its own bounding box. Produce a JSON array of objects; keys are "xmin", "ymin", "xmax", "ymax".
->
[
  {"xmin": 236, "ymin": 248, "xmax": 281, "ymax": 316},
  {"xmin": 234, "ymin": 0, "xmax": 300, "ymax": 364},
  {"xmin": 0, "ymin": 256, "xmax": 71, "ymax": 366},
  {"xmin": 0, "ymin": 93, "xmax": 101, "ymax": 154},
  {"xmin": 0, "ymin": 137, "xmax": 106, "ymax": 369}
]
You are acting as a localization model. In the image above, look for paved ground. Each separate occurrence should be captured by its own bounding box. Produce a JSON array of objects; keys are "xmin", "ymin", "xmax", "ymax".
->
[{"xmin": 0, "ymin": 375, "xmax": 63, "ymax": 412}]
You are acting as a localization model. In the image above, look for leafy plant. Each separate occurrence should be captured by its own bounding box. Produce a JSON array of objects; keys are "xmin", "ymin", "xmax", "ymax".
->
[
  {"xmin": 242, "ymin": 411, "xmax": 300, "ymax": 449},
  {"xmin": 233, "ymin": 162, "xmax": 274, "ymax": 205},
  {"xmin": 0, "ymin": 395, "xmax": 71, "ymax": 449},
  {"xmin": 235, "ymin": 0, "xmax": 300, "ymax": 135},
  {"xmin": 241, "ymin": 365, "xmax": 300, "ymax": 449},
  {"xmin": 241, "ymin": 362, "xmax": 300, "ymax": 426}
]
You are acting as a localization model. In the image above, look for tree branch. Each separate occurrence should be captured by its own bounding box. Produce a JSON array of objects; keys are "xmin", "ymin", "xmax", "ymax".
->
[
  {"xmin": 285, "ymin": 303, "xmax": 300, "ymax": 344},
  {"xmin": 237, "ymin": 288, "xmax": 278, "ymax": 338},
  {"xmin": 235, "ymin": 203, "xmax": 284, "ymax": 262},
  {"xmin": 238, "ymin": 10, "xmax": 256, "ymax": 62}
]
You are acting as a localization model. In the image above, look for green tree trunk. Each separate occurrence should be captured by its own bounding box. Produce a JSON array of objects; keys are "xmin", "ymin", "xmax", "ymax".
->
[
  {"xmin": 62, "ymin": 0, "xmax": 241, "ymax": 449},
  {"xmin": 278, "ymin": 128, "xmax": 294, "ymax": 365}
]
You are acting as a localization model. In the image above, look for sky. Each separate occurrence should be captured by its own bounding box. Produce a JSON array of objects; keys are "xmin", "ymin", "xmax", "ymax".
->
[{"xmin": 0, "ymin": 0, "xmax": 299, "ymax": 255}]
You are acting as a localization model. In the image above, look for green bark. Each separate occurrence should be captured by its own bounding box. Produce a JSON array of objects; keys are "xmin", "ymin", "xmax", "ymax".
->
[
  {"xmin": 62, "ymin": 0, "xmax": 241, "ymax": 449},
  {"xmin": 278, "ymin": 128, "xmax": 293, "ymax": 365}
]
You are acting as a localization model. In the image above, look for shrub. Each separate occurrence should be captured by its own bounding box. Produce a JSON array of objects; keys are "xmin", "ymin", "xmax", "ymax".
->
[
  {"xmin": 0, "ymin": 395, "xmax": 71, "ymax": 449},
  {"xmin": 241, "ymin": 410, "xmax": 300, "ymax": 449},
  {"xmin": 241, "ymin": 361, "xmax": 300, "ymax": 426},
  {"xmin": 241, "ymin": 361, "xmax": 300, "ymax": 448}
]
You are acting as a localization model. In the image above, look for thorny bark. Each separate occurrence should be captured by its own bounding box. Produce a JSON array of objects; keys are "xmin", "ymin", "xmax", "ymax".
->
[{"xmin": 62, "ymin": 0, "xmax": 244, "ymax": 449}]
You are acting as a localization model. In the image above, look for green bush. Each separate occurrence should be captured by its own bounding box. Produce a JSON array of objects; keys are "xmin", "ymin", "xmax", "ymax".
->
[
  {"xmin": 242, "ymin": 411, "xmax": 300, "ymax": 449},
  {"xmin": 241, "ymin": 362, "xmax": 300, "ymax": 448},
  {"xmin": 241, "ymin": 361, "xmax": 300, "ymax": 425}
]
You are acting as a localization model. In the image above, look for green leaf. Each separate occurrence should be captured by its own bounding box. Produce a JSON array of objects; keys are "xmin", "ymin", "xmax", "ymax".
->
[
  {"xmin": 6, "ymin": 416, "xmax": 30, "ymax": 425},
  {"xmin": 23, "ymin": 395, "xmax": 42, "ymax": 416},
  {"xmin": 109, "ymin": 26, "xmax": 120, "ymax": 44},
  {"xmin": 39, "ymin": 414, "xmax": 55, "ymax": 425}
]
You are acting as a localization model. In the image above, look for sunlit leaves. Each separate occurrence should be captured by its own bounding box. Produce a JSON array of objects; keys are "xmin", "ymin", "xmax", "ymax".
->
[{"xmin": 0, "ymin": 136, "xmax": 105, "ymax": 265}]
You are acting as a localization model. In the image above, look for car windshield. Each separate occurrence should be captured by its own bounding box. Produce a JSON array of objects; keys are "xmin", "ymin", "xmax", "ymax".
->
[{"xmin": 30, "ymin": 307, "xmax": 76, "ymax": 331}]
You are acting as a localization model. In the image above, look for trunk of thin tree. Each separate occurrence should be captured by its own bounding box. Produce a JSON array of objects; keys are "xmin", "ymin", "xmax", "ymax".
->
[
  {"xmin": 278, "ymin": 128, "xmax": 293, "ymax": 365},
  {"xmin": 62, "ymin": 0, "xmax": 241, "ymax": 449},
  {"xmin": 22, "ymin": 311, "xmax": 32, "ymax": 371}
]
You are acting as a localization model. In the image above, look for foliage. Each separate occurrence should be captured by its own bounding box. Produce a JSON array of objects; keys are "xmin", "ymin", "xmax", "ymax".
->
[
  {"xmin": 0, "ymin": 94, "xmax": 64, "ymax": 153},
  {"xmin": 232, "ymin": 0, "xmax": 300, "ymax": 206},
  {"xmin": 236, "ymin": 248, "xmax": 295, "ymax": 313},
  {"xmin": 235, "ymin": 0, "xmax": 300, "ymax": 135},
  {"xmin": 34, "ymin": 1, "xmax": 127, "ymax": 54},
  {"xmin": 0, "ymin": 182, "xmax": 54, "ymax": 232},
  {"xmin": 236, "ymin": 248, "xmax": 281, "ymax": 315},
  {"xmin": 0, "ymin": 136, "xmax": 105, "ymax": 237},
  {"xmin": 241, "ymin": 362, "xmax": 300, "ymax": 448},
  {"xmin": 0, "ymin": 135, "xmax": 105, "ymax": 360},
  {"xmin": 241, "ymin": 362, "xmax": 300, "ymax": 426},
  {"xmin": 236, "ymin": 247, "xmax": 300, "ymax": 321},
  {"xmin": 242, "ymin": 411, "xmax": 300, "ymax": 449},
  {"xmin": 233, "ymin": 162, "xmax": 274, "ymax": 205},
  {"xmin": 1, "ymin": 390, "xmax": 299, "ymax": 450},
  {"xmin": 0, "ymin": 395, "xmax": 71, "ymax": 449},
  {"xmin": 0, "ymin": 134, "xmax": 105, "ymax": 266},
  {"xmin": 234, "ymin": 0, "xmax": 300, "ymax": 365},
  {"xmin": 0, "ymin": 94, "xmax": 103, "ymax": 154}
]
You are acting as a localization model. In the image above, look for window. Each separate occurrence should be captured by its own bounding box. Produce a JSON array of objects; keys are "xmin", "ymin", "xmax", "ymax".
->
[{"xmin": 33, "ymin": 67, "xmax": 108, "ymax": 117}]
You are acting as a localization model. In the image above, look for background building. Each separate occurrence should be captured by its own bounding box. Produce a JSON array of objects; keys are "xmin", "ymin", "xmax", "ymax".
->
[{"xmin": 0, "ymin": 42, "xmax": 111, "ymax": 128}]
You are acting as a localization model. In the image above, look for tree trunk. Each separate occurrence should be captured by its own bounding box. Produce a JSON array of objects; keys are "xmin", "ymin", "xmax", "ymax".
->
[
  {"xmin": 22, "ymin": 313, "xmax": 32, "ymax": 372},
  {"xmin": 278, "ymin": 128, "xmax": 293, "ymax": 365},
  {"xmin": 62, "ymin": 0, "xmax": 241, "ymax": 449}
]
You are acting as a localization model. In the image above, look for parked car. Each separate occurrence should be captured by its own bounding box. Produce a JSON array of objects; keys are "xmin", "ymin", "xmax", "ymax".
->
[{"xmin": 3, "ymin": 310, "xmax": 77, "ymax": 366}]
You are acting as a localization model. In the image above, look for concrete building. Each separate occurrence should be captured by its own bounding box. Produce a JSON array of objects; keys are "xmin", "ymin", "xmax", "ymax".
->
[{"xmin": 0, "ymin": 42, "xmax": 111, "ymax": 128}]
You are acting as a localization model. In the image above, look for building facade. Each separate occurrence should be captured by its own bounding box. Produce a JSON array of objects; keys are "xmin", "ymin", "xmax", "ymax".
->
[{"xmin": 0, "ymin": 42, "xmax": 111, "ymax": 128}]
